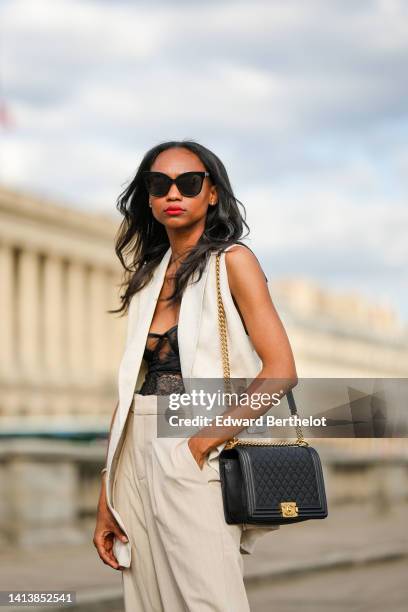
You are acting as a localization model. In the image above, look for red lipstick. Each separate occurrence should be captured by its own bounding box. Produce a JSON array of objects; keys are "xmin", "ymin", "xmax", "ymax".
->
[{"xmin": 165, "ymin": 206, "xmax": 185, "ymax": 216}]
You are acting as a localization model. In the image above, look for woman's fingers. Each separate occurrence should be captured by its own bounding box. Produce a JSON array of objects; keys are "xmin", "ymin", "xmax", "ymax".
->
[
  {"xmin": 93, "ymin": 505, "xmax": 129, "ymax": 570},
  {"xmin": 93, "ymin": 531, "xmax": 117, "ymax": 568},
  {"xmin": 113, "ymin": 526, "xmax": 129, "ymax": 544},
  {"xmin": 93, "ymin": 528, "xmax": 124, "ymax": 570}
]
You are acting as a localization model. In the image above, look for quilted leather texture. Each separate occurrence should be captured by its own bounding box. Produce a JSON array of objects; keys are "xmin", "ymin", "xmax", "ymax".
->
[{"xmin": 219, "ymin": 444, "xmax": 328, "ymax": 525}]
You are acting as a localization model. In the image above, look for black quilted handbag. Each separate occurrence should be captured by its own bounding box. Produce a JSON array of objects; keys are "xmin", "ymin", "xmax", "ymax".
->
[{"xmin": 215, "ymin": 253, "xmax": 328, "ymax": 525}]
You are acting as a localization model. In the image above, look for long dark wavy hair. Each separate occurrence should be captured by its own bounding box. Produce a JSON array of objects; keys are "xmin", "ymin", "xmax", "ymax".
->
[{"xmin": 109, "ymin": 139, "xmax": 250, "ymax": 316}]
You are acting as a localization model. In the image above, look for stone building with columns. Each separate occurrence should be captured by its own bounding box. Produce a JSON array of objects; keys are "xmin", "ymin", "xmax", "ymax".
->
[
  {"xmin": 0, "ymin": 184, "xmax": 407, "ymax": 436},
  {"xmin": 0, "ymin": 186, "xmax": 126, "ymax": 436}
]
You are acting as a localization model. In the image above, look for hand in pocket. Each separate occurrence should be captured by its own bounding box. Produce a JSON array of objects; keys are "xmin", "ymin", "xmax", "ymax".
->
[{"xmin": 186, "ymin": 437, "xmax": 208, "ymax": 470}]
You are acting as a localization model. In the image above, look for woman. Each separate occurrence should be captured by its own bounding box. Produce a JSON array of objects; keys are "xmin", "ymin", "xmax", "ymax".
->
[{"xmin": 93, "ymin": 140, "xmax": 298, "ymax": 611}]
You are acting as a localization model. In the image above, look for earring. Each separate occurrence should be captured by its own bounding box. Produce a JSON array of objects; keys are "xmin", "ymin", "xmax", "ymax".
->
[{"xmin": 149, "ymin": 201, "xmax": 152, "ymax": 207}]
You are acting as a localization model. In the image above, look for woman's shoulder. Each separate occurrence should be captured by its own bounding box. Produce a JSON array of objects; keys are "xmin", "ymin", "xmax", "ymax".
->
[
  {"xmin": 210, "ymin": 241, "xmax": 255, "ymax": 257},
  {"xmin": 218, "ymin": 242, "xmax": 268, "ymax": 283}
]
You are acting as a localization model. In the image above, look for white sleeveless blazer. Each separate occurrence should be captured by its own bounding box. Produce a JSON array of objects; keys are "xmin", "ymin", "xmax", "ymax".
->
[{"xmin": 105, "ymin": 243, "xmax": 280, "ymax": 568}]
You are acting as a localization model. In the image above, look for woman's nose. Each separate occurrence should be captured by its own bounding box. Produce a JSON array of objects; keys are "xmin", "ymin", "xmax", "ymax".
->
[{"xmin": 167, "ymin": 181, "xmax": 182, "ymax": 199}]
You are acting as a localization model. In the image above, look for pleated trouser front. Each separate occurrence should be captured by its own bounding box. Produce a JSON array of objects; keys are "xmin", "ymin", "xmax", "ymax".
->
[{"xmin": 112, "ymin": 392, "xmax": 250, "ymax": 612}]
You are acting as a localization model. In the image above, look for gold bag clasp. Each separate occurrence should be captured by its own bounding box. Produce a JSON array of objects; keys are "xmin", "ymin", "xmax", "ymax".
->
[{"xmin": 280, "ymin": 501, "xmax": 299, "ymax": 517}]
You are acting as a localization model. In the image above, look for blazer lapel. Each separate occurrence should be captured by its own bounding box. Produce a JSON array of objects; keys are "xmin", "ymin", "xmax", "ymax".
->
[
  {"xmin": 117, "ymin": 247, "xmax": 212, "ymax": 428},
  {"xmin": 178, "ymin": 253, "xmax": 212, "ymax": 380},
  {"xmin": 117, "ymin": 246, "xmax": 172, "ymax": 427}
]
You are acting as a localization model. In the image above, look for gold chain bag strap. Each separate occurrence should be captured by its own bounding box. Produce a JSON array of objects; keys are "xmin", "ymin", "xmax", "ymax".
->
[
  {"xmin": 215, "ymin": 251, "xmax": 328, "ymax": 524},
  {"xmin": 215, "ymin": 252, "xmax": 308, "ymax": 449}
]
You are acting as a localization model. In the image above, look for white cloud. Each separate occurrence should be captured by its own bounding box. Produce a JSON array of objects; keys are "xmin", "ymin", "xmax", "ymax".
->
[{"xmin": 0, "ymin": 0, "xmax": 407, "ymax": 319}]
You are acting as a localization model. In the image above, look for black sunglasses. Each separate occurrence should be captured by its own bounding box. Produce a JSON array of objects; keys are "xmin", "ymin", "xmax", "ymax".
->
[{"xmin": 143, "ymin": 171, "xmax": 210, "ymax": 198}]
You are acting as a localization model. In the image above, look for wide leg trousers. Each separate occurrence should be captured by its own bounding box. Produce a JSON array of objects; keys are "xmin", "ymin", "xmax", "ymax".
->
[{"xmin": 112, "ymin": 393, "xmax": 250, "ymax": 612}]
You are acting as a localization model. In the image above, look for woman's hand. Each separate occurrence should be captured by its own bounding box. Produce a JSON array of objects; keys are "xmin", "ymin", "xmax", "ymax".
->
[
  {"xmin": 187, "ymin": 436, "xmax": 212, "ymax": 470},
  {"xmin": 93, "ymin": 478, "xmax": 129, "ymax": 571}
]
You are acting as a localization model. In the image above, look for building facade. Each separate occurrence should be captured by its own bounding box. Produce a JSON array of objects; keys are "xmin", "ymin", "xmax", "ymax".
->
[{"xmin": 0, "ymin": 186, "xmax": 126, "ymax": 435}]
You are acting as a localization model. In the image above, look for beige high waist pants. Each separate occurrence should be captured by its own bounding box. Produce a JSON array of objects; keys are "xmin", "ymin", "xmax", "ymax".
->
[{"xmin": 112, "ymin": 393, "xmax": 250, "ymax": 612}]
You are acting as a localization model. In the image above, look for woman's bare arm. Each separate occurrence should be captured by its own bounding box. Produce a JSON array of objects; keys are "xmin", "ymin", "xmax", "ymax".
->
[
  {"xmin": 188, "ymin": 245, "xmax": 298, "ymax": 465},
  {"xmin": 225, "ymin": 245, "xmax": 298, "ymax": 380},
  {"xmin": 93, "ymin": 399, "xmax": 128, "ymax": 570}
]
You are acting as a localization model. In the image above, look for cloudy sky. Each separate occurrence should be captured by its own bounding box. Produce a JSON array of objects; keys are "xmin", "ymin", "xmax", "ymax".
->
[{"xmin": 1, "ymin": 0, "xmax": 407, "ymax": 321}]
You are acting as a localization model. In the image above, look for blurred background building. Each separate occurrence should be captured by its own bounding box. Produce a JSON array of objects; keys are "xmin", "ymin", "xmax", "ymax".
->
[{"xmin": 0, "ymin": 185, "xmax": 126, "ymax": 437}]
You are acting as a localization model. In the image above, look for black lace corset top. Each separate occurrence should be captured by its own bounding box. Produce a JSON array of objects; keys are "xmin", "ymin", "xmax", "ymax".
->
[
  {"xmin": 143, "ymin": 324, "xmax": 181, "ymax": 374},
  {"xmin": 137, "ymin": 324, "xmax": 185, "ymax": 396}
]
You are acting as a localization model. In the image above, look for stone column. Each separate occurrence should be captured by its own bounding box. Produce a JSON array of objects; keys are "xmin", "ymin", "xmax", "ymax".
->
[
  {"xmin": 17, "ymin": 249, "xmax": 40, "ymax": 380},
  {"xmin": 0, "ymin": 243, "xmax": 14, "ymax": 380},
  {"xmin": 88, "ymin": 267, "xmax": 107, "ymax": 382},
  {"xmin": 43, "ymin": 254, "xmax": 64, "ymax": 380},
  {"xmin": 66, "ymin": 261, "xmax": 88, "ymax": 382}
]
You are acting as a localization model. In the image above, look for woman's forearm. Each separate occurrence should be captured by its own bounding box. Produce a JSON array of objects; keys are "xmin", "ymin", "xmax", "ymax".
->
[{"xmin": 190, "ymin": 369, "xmax": 298, "ymax": 453}]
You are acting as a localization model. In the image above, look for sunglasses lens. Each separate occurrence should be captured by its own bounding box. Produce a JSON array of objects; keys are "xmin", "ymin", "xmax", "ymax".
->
[
  {"xmin": 144, "ymin": 171, "xmax": 206, "ymax": 198},
  {"xmin": 144, "ymin": 173, "xmax": 170, "ymax": 197},
  {"xmin": 177, "ymin": 173, "xmax": 204, "ymax": 197}
]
